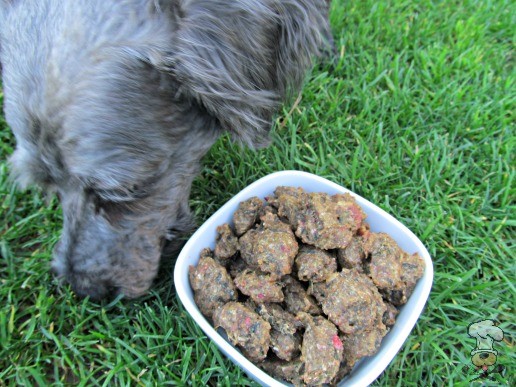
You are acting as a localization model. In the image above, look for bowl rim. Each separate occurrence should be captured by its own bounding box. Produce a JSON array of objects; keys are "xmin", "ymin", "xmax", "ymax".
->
[{"xmin": 174, "ymin": 170, "xmax": 434, "ymax": 386}]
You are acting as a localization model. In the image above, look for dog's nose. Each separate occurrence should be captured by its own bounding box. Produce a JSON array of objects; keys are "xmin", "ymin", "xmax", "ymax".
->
[{"xmin": 479, "ymin": 352, "xmax": 489, "ymax": 360}]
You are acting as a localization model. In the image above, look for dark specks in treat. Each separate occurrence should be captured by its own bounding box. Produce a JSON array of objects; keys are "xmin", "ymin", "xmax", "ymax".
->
[
  {"xmin": 234, "ymin": 269, "xmax": 284, "ymax": 304},
  {"xmin": 295, "ymin": 245, "xmax": 337, "ymax": 282},
  {"xmin": 382, "ymin": 301, "xmax": 399, "ymax": 327},
  {"xmin": 315, "ymin": 269, "xmax": 386, "ymax": 335},
  {"xmin": 259, "ymin": 358, "xmax": 304, "ymax": 385},
  {"xmin": 273, "ymin": 189, "xmax": 364, "ymax": 250},
  {"xmin": 233, "ymin": 196, "xmax": 263, "ymax": 236},
  {"xmin": 364, "ymin": 233, "xmax": 425, "ymax": 305},
  {"xmin": 341, "ymin": 324, "xmax": 387, "ymax": 368},
  {"xmin": 214, "ymin": 223, "xmax": 239, "ymax": 263},
  {"xmin": 212, "ymin": 302, "xmax": 271, "ymax": 362},
  {"xmin": 364, "ymin": 232, "xmax": 404, "ymax": 291},
  {"xmin": 270, "ymin": 330, "xmax": 301, "ymax": 361},
  {"xmin": 239, "ymin": 212, "xmax": 298, "ymax": 278},
  {"xmin": 282, "ymin": 275, "xmax": 322, "ymax": 315},
  {"xmin": 297, "ymin": 312, "xmax": 343, "ymax": 385},
  {"xmin": 255, "ymin": 303, "xmax": 298, "ymax": 335},
  {"xmin": 337, "ymin": 236, "xmax": 366, "ymax": 272},
  {"xmin": 188, "ymin": 249, "xmax": 237, "ymax": 319}
]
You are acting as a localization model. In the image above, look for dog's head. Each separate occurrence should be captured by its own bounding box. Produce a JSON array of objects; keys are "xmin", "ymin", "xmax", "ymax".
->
[{"xmin": 1, "ymin": 0, "xmax": 332, "ymax": 299}]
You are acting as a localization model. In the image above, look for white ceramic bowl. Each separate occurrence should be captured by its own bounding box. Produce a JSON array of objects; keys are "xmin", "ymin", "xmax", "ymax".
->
[{"xmin": 174, "ymin": 171, "xmax": 433, "ymax": 386}]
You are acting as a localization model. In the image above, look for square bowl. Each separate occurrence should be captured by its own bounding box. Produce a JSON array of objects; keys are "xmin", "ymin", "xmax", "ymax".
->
[{"xmin": 174, "ymin": 170, "xmax": 433, "ymax": 386}]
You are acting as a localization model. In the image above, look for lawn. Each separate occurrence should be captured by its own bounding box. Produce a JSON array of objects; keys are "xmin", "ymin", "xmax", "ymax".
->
[{"xmin": 1, "ymin": 0, "xmax": 514, "ymax": 385}]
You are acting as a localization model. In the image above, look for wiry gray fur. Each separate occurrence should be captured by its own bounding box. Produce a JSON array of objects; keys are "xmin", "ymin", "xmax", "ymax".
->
[{"xmin": 0, "ymin": 0, "xmax": 332, "ymax": 299}]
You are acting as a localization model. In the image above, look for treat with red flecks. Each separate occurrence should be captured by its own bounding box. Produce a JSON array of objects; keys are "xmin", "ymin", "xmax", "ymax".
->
[
  {"xmin": 189, "ymin": 186, "xmax": 425, "ymax": 385},
  {"xmin": 234, "ymin": 268, "xmax": 284, "ymax": 304},
  {"xmin": 188, "ymin": 249, "xmax": 237, "ymax": 318},
  {"xmin": 213, "ymin": 302, "xmax": 271, "ymax": 362},
  {"xmin": 239, "ymin": 212, "xmax": 298, "ymax": 278},
  {"xmin": 297, "ymin": 312, "xmax": 343, "ymax": 385}
]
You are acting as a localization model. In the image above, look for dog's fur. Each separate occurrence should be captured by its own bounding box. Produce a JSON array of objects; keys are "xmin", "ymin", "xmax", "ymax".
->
[{"xmin": 0, "ymin": 0, "xmax": 332, "ymax": 299}]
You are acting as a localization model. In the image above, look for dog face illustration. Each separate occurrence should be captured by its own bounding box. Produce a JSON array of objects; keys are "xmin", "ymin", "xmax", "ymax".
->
[
  {"xmin": 471, "ymin": 351, "xmax": 497, "ymax": 369},
  {"xmin": 468, "ymin": 319, "xmax": 504, "ymax": 372}
]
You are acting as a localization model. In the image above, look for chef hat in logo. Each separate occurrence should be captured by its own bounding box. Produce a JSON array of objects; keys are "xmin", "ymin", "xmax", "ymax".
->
[{"xmin": 468, "ymin": 319, "xmax": 504, "ymax": 356}]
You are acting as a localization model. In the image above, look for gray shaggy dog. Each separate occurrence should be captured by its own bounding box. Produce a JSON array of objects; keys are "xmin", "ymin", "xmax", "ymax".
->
[{"xmin": 0, "ymin": 0, "xmax": 332, "ymax": 299}]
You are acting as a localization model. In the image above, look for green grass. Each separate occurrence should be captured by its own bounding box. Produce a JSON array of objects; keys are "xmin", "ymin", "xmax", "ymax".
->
[{"xmin": 1, "ymin": 0, "xmax": 514, "ymax": 385}]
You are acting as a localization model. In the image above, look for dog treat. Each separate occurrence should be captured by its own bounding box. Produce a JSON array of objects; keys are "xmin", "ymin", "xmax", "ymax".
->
[
  {"xmin": 381, "ymin": 251, "xmax": 425, "ymax": 305},
  {"xmin": 266, "ymin": 186, "xmax": 304, "ymax": 228},
  {"xmin": 363, "ymin": 232, "xmax": 404, "ymax": 290},
  {"xmin": 214, "ymin": 223, "xmax": 239, "ymax": 262},
  {"xmin": 337, "ymin": 236, "xmax": 366, "ymax": 272},
  {"xmin": 282, "ymin": 275, "xmax": 322, "ymax": 315},
  {"xmin": 297, "ymin": 312, "xmax": 343, "ymax": 385},
  {"xmin": 382, "ymin": 301, "xmax": 399, "ymax": 328},
  {"xmin": 253, "ymin": 303, "xmax": 301, "ymax": 361},
  {"xmin": 249, "ymin": 302, "xmax": 301, "ymax": 361},
  {"xmin": 228, "ymin": 255, "xmax": 248, "ymax": 278},
  {"xmin": 383, "ymin": 252, "xmax": 425, "ymax": 305},
  {"xmin": 212, "ymin": 302, "xmax": 271, "ymax": 362},
  {"xmin": 239, "ymin": 212, "xmax": 298, "ymax": 278},
  {"xmin": 313, "ymin": 269, "xmax": 386, "ymax": 335},
  {"xmin": 341, "ymin": 324, "xmax": 387, "ymax": 368},
  {"xmin": 259, "ymin": 203, "xmax": 278, "ymax": 217},
  {"xmin": 188, "ymin": 249, "xmax": 237, "ymax": 318},
  {"xmin": 270, "ymin": 329, "xmax": 301, "ymax": 361},
  {"xmin": 400, "ymin": 252, "xmax": 426, "ymax": 288},
  {"xmin": 234, "ymin": 269, "xmax": 284, "ymax": 303},
  {"xmin": 271, "ymin": 189, "xmax": 366, "ymax": 250},
  {"xmin": 259, "ymin": 358, "xmax": 304, "ymax": 385},
  {"xmin": 189, "ymin": 186, "xmax": 425, "ymax": 385},
  {"xmin": 295, "ymin": 245, "xmax": 337, "ymax": 282},
  {"xmin": 233, "ymin": 196, "xmax": 264, "ymax": 236},
  {"xmin": 254, "ymin": 303, "xmax": 298, "ymax": 335},
  {"xmin": 381, "ymin": 286, "xmax": 413, "ymax": 307},
  {"xmin": 364, "ymin": 233, "xmax": 425, "ymax": 306}
]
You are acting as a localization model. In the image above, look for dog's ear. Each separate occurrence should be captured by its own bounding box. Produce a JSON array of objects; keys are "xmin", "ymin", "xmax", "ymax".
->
[{"xmin": 159, "ymin": 0, "xmax": 332, "ymax": 148}]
